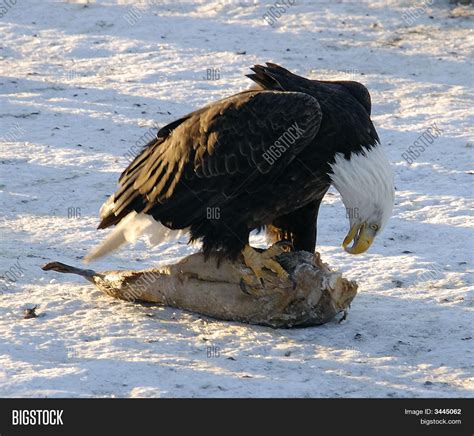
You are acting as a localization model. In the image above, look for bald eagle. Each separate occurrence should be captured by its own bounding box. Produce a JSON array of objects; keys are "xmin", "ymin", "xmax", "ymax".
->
[{"xmin": 85, "ymin": 63, "xmax": 394, "ymax": 284}]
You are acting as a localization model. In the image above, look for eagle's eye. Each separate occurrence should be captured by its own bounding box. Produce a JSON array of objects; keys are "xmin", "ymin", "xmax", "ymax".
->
[{"xmin": 370, "ymin": 224, "xmax": 379, "ymax": 231}]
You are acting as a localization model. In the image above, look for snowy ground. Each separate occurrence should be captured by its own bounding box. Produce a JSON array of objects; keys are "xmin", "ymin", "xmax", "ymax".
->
[{"xmin": 0, "ymin": 0, "xmax": 473, "ymax": 398}]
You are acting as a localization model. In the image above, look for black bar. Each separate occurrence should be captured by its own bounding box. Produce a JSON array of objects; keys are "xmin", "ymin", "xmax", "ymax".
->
[{"xmin": 0, "ymin": 398, "xmax": 472, "ymax": 435}]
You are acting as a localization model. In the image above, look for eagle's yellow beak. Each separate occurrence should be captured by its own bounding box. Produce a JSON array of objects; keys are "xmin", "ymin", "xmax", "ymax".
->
[{"xmin": 342, "ymin": 222, "xmax": 375, "ymax": 254}]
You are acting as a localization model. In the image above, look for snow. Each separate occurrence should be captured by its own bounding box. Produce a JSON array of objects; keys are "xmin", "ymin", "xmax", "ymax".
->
[{"xmin": 0, "ymin": 0, "xmax": 473, "ymax": 398}]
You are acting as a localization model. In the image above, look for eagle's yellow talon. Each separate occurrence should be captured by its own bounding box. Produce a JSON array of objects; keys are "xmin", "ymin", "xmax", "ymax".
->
[{"xmin": 241, "ymin": 243, "xmax": 289, "ymax": 289}]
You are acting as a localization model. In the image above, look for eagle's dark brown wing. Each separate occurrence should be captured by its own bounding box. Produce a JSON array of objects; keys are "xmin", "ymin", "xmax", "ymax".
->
[
  {"xmin": 248, "ymin": 62, "xmax": 372, "ymax": 115},
  {"xmin": 98, "ymin": 90, "xmax": 322, "ymax": 229}
]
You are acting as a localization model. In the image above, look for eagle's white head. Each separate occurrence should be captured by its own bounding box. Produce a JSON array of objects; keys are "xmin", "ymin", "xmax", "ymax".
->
[{"xmin": 329, "ymin": 144, "xmax": 394, "ymax": 254}]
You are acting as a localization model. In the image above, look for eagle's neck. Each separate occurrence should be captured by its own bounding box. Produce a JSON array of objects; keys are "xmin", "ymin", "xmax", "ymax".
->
[{"xmin": 329, "ymin": 144, "xmax": 394, "ymax": 229}]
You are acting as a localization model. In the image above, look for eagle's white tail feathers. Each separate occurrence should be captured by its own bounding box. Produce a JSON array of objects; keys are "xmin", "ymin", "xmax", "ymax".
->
[
  {"xmin": 84, "ymin": 211, "xmax": 187, "ymax": 263},
  {"xmin": 99, "ymin": 195, "xmax": 115, "ymax": 219}
]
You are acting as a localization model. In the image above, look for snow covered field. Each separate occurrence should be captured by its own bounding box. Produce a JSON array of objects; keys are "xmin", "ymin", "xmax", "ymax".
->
[{"xmin": 0, "ymin": 0, "xmax": 473, "ymax": 397}]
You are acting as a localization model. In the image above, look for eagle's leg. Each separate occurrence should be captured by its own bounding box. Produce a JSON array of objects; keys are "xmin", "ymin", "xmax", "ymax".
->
[
  {"xmin": 240, "ymin": 241, "xmax": 292, "ymax": 289},
  {"xmin": 266, "ymin": 195, "xmax": 327, "ymax": 252}
]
